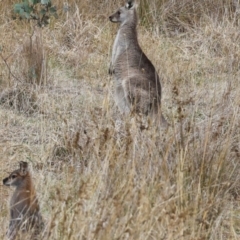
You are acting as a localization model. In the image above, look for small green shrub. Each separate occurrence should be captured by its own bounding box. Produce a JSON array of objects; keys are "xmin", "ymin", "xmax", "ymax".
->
[{"xmin": 14, "ymin": 0, "xmax": 57, "ymax": 27}]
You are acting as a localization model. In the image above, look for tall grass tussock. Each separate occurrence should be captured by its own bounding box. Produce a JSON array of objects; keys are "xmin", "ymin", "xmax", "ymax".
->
[{"xmin": 0, "ymin": 0, "xmax": 239, "ymax": 239}]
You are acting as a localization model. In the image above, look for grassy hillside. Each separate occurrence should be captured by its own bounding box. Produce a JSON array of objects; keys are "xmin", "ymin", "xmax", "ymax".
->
[{"xmin": 0, "ymin": 0, "xmax": 239, "ymax": 239}]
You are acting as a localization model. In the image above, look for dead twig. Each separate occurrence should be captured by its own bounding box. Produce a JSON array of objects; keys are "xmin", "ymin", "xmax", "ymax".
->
[{"xmin": 0, "ymin": 51, "xmax": 22, "ymax": 83}]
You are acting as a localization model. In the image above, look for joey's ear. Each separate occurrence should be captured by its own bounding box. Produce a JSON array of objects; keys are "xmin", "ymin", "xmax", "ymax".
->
[
  {"xmin": 19, "ymin": 161, "xmax": 28, "ymax": 175},
  {"xmin": 125, "ymin": 0, "xmax": 135, "ymax": 9}
]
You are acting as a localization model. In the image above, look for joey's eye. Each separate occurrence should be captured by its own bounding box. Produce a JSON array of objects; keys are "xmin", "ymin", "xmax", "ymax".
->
[
  {"xmin": 11, "ymin": 175, "xmax": 17, "ymax": 179},
  {"xmin": 117, "ymin": 11, "xmax": 121, "ymax": 15}
]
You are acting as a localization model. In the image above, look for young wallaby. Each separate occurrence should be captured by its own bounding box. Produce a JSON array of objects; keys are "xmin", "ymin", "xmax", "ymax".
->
[
  {"xmin": 3, "ymin": 161, "xmax": 44, "ymax": 240},
  {"xmin": 109, "ymin": 0, "xmax": 167, "ymax": 126}
]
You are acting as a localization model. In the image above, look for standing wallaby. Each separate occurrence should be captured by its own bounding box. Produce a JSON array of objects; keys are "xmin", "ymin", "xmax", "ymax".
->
[
  {"xmin": 109, "ymin": 0, "xmax": 167, "ymax": 126},
  {"xmin": 3, "ymin": 161, "xmax": 44, "ymax": 240}
]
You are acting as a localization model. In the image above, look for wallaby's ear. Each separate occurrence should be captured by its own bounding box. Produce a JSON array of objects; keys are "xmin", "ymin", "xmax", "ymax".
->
[
  {"xmin": 125, "ymin": 0, "xmax": 135, "ymax": 9},
  {"xmin": 19, "ymin": 161, "xmax": 28, "ymax": 175}
]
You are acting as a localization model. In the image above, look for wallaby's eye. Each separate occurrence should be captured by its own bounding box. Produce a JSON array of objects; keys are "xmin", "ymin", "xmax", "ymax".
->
[
  {"xmin": 117, "ymin": 11, "xmax": 121, "ymax": 15},
  {"xmin": 11, "ymin": 175, "xmax": 17, "ymax": 179}
]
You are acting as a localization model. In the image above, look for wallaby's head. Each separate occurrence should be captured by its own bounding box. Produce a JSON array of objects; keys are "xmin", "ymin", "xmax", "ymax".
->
[
  {"xmin": 109, "ymin": 0, "xmax": 137, "ymax": 25},
  {"xmin": 3, "ymin": 161, "xmax": 29, "ymax": 187}
]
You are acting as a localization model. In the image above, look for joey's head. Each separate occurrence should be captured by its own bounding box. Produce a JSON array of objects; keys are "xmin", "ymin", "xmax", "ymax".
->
[
  {"xmin": 109, "ymin": 0, "xmax": 137, "ymax": 26},
  {"xmin": 3, "ymin": 161, "xmax": 29, "ymax": 187}
]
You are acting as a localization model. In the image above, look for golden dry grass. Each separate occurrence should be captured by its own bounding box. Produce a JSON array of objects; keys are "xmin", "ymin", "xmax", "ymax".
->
[{"xmin": 0, "ymin": 0, "xmax": 240, "ymax": 239}]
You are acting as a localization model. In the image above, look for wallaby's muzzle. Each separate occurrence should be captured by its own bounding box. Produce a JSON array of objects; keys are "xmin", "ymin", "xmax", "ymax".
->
[
  {"xmin": 109, "ymin": 15, "xmax": 115, "ymax": 22},
  {"xmin": 109, "ymin": 11, "xmax": 120, "ymax": 23},
  {"xmin": 3, "ymin": 177, "xmax": 10, "ymax": 186}
]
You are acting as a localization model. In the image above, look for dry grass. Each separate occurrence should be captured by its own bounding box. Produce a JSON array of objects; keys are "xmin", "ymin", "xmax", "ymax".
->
[{"xmin": 0, "ymin": 0, "xmax": 240, "ymax": 239}]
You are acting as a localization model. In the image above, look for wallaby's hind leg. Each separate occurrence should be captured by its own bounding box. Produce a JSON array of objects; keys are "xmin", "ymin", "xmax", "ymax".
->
[
  {"xmin": 114, "ymin": 83, "xmax": 131, "ymax": 114},
  {"xmin": 123, "ymin": 78, "xmax": 169, "ymax": 128},
  {"xmin": 123, "ymin": 78, "xmax": 157, "ymax": 114}
]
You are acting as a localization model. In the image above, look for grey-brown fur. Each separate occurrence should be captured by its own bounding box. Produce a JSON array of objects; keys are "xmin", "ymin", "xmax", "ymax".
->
[
  {"xmin": 109, "ymin": 0, "xmax": 167, "ymax": 125},
  {"xmin": 3, "ymin": 162, "xmax": 44, "ymax": 240}
]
